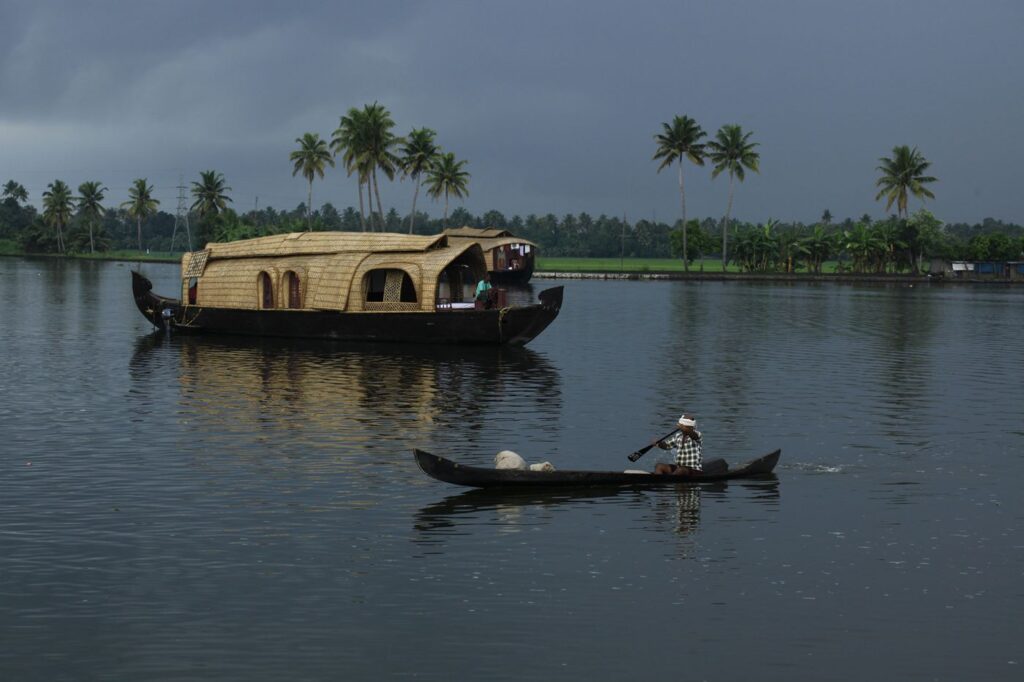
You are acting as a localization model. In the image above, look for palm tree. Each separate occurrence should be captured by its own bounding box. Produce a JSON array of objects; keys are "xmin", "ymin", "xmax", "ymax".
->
[
  {"xmin": 190, "ymin": 170, "xmax": 232, "ymax": 220},
  {"xmin": 425, "ymin": 152, "xmax": 470, "ymax": 229},
  {"xmin": 400, "ymin": 127, "xmax": 440, "ymax": 233},
  {"xmin": 2, "ymin": 180, "xmax": 29, "ymax": 206},
  {"xmin": 290, "ymin": 132, "xmax": 335, "ymax": 231},
  {"xmin": 653, "ymin": 115, "xmax": 706, "ymax": 271},
  {"xmin": 42, "ymin": 180, "xmax": 74, "ymax": 254},
  {"xmin": 76, "ymin": 181, "xmax": 107, "ymax": 254},
  {"xmin": 875, "ymin": 145, "xmax": 936, "ymax": 219},
  {"xmin": 707, "ymin": 124, "xmax": 760, "ymax": 270},
  {"xmin": 332, "ymin": 107, "xmax": 372, "ymax": 231},
  {"xmin": 361, "ymin": 102, "xmax": 401, "ymax": 231},
  {"xmin": 122, "ymin": 178, "xmax": 159, "ymax": 252}
]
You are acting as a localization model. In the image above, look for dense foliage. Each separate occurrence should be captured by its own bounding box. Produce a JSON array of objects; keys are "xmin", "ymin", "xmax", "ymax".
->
[
  {"xmin": 1, "ymin": 102, "xmax": 1022, "ymax": 270},
  {"xmin": 2, "ymin": 184, "xmax": 1021, "ymax": 271}
]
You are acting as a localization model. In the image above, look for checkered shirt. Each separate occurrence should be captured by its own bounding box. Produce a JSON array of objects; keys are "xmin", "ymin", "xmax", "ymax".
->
[{"xmin": 665, "ymin": 430, "xmax": 703, "ymax": 471}]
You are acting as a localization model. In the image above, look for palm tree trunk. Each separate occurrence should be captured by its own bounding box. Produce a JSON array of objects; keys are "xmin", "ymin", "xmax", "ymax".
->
[
  {"xmin": 444, "ymin": 193, "xmax": 449, "ymax": 229},
  {"xmin": 372, "ymin": 169, "xmax": 385, "ymax": 231},
  {"xmin": 722, "ymin": 174, "xmax": 735, "ymax": 271},
  {"xmin": 364, "ymin": 178, "xmax": 376, "ymax": 231},
  {"xmin": 89, "ymin": 221, "xmax": 95, "ymax": 254},
  {"xmin": 307, "ymin": 180, "xmax": 313, "ymax": 231},
  {"xmin": 357, "ymin": 179, "xmax": 367, "ymax": 232},
  {"xmin": 408, "ymin": 175, "xmax": 422, "ymax": 234},
  {"xmin": 679, "ymin": 164, "xmax": 688, "ymax": 272},
  {"xmin": 137, "ymin": 216, "xmax": 142, "ymax": 252}
]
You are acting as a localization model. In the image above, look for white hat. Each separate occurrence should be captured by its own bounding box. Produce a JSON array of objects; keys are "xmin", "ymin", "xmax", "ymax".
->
[{"xmin": 678, "ymin": 414, "xmax": 696, "ymax": 427}]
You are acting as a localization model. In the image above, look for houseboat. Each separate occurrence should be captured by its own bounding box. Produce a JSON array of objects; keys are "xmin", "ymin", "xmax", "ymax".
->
[
  {"xmin": 131, "ymin": 231, "xmax": 562, "ymax": 345},
  {"xmin": 443, "ymin": 227, "xmax": 537, "ymax": 284}
]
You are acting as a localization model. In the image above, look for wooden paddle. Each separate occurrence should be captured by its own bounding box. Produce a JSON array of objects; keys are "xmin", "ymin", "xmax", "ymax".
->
[{"xmin": 627, "ymin": 428, "xmax": 680, "ymax": 462}]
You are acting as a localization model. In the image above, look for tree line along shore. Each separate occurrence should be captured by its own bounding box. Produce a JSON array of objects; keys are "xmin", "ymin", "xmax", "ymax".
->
[{"xmin": 2, "ymin": 103, "xmax": 1023, "ymax": 274}]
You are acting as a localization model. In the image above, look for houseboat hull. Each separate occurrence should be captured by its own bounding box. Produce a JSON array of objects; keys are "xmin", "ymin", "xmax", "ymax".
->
[
  {"xmin": 489, "ymin": 259, "xmax": 535, "ymax": 286},
  {"xmin": 132, "ymin": 271, "xmax": 562, "ymax": 346}
]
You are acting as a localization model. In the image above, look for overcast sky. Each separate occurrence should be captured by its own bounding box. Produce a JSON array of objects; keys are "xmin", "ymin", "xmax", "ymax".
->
[{"xmin": 2, "ymin": 0, "xmax": 1022, "ymax": 225}]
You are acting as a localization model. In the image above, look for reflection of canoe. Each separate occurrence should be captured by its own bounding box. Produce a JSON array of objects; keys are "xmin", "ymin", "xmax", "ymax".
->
[{"xmin": 414, "ymin": 449, "xmax": 781, "ymax": 489}]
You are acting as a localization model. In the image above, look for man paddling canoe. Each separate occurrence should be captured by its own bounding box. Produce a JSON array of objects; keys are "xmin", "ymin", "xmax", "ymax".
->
[{"xmin": 654, "ymin": 413, "xmax": 703, "ymax": 475}]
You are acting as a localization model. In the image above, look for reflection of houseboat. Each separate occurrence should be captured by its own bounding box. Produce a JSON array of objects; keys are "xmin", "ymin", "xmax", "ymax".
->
[
  {"xmin": 131, "ymin": 232, "xmax": 562, "ymax": 345},
  {"xmin": 443, "ymin": 227, "xmax": 537, "ymax": 284},
  {"xmin": 129, "ymin": 333, "xmax": 562, "ymax": 445}
]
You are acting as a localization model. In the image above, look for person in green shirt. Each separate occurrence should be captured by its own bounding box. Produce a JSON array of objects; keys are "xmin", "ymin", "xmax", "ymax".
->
[{"xmin": 475, "ymin": 273, "xmax": 493, "ymax": 308}]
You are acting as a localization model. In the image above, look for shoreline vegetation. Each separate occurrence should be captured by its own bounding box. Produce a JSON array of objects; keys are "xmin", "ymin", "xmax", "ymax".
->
[
  {"xmin": 2, "ymin": 247, "xmax": 1019, "ymax": 284},
  {"xmin": 3, "ymin": 103, "xmax": 1023, "ymax": 275}
]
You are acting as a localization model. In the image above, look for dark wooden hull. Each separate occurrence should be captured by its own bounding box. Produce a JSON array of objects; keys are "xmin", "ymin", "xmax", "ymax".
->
[
  {"xmin": 414, "ymin": 449, "xmax": 781, "ymax": 488},
  {"xmin": 132, "ymin": 271, "xmax": 562, "ymax": 345},
  {"xmin": 489, "ymin": 259, "xmax": 534, "ymax": 285}
]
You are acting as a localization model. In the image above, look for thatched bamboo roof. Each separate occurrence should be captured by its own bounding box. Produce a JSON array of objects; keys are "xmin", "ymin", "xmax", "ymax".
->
[
  {"xmin": 443, "ymin": 226, "xmax": 537, "ymax": 253},
  {"xmin": 445, "ymin": 227, "xmax": 514, "ymax": 239},
  {"xmin": 204, "ymin": 231, "xmax": 448, "ymax": 259}
]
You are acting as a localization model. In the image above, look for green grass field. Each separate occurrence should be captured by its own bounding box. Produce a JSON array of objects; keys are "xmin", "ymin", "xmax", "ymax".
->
[
  {"xmin": 536, "ymin": 257, "xmax": 843, "ymax": 274},
  {"xmin": 0, "ymin": 246, "xmax": 853, "ymax": 275},
  {"xmin": 79, "ymin": 250, "xmax": 181, "ymax": 262},
  {"xmin": 0, "ymin": 246, "xmax": 181, "ymax": 262}
]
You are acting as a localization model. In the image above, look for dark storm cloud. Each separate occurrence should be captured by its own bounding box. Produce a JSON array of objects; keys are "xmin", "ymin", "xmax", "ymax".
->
[{"xmin": 2, "ymin": 0, "xmax": 1022, "ymax": 223}]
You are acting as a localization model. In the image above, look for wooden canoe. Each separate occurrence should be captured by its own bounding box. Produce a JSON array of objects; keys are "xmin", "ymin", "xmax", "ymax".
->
[{"xmin": 413, "ymin": 448, "xmax": 780, "ymax": 488}]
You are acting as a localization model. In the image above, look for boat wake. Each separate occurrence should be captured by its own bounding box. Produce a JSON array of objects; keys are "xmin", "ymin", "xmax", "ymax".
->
[{"xmin": 788, "ymin": 462, "xmax": 844, "ymax": 474}]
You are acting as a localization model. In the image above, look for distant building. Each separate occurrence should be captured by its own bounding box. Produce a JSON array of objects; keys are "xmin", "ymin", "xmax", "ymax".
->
[{"xmin": 928, "ymin": 259, "xmax": 1024, "ymax": 280}]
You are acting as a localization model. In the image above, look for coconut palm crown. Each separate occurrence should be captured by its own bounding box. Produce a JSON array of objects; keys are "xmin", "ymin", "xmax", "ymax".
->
[
  {"xmin": 76, "ymin": 180, "xmax": 107, "ymax": 254},
  {"xmin": 190, "ymin": 170, "xmax": 232, "ymax": 219},
  {"xmin": 122, "ymin": 178, "xmax": 159, "ymax": 252},
  {"xmin": 3, "ymin": 180, "xmax": 29, "ymax": 205},
  {"xmin": 42, "ymin": 180, "xmax": 74, "ymax": 254},
  {"xmin": 425, "ymin": 152, "xmax": 470, "ymax": 229},
  {"xmin": 875, "ymin": 145, "xmax": 936, "ymax": 219},
  {"xmin": 707, "ymin": 124, "xmax": 760, "ymax": 269},
  {"xmin": 290, "ymin": 132, "xmax": 335, "ymax": 230},
  {"xmin": 399, "ymin": 127, "xmax": 440, "ymax": 233},
  {"xmin": 653, "ymin": 115, "xmax": 706, "ymax": 271}
]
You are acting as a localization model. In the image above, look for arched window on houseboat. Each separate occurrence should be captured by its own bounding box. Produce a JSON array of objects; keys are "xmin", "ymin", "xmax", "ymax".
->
[
  {"xmin": 258, "ymin": 272, "xmax": 274, "ymax": 309},
  {"xmin": 188, "ymin": 277, "xmax": 198, "ymax": 304},
  {"xmin": 284, "ymin": 270, "xmax": 302, "ymax": 309},
  {"xmin": 364, "ymin": 269, "xmax": 417, "ymax": 309}
]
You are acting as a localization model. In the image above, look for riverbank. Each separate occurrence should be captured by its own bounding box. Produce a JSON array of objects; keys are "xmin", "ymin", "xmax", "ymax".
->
[
  {"xmin": 3, "ymin": 251, "xmax": 1019, "ymax": 284},
  {"xmin": 0, "ymin": 250, "xmax": 180, "ymax": 263},
  {"xmin": 535, "ymin": 270, "xmax": 1021, "ymax": 284}
]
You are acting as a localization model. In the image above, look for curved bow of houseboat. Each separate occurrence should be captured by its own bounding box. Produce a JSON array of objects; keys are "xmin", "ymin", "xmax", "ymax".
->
[{"xmin": 132, "ymin": 270, "xmax": 180, "ymax": 331}]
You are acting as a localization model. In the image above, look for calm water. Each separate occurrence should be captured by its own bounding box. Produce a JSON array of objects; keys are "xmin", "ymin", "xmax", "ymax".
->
[{"xmin": 1, "ymin": 257, "xmax": 1022, "ymax": 681}]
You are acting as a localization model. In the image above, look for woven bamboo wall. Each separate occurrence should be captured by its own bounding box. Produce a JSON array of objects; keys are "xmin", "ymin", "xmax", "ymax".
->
[
  {"xmin": 182, "ymin": 238, "xmax": 486, "ymax": 312},
  {"xmin": 195, "ymin": 255, "xmax": 331, "ymax": 310}
]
